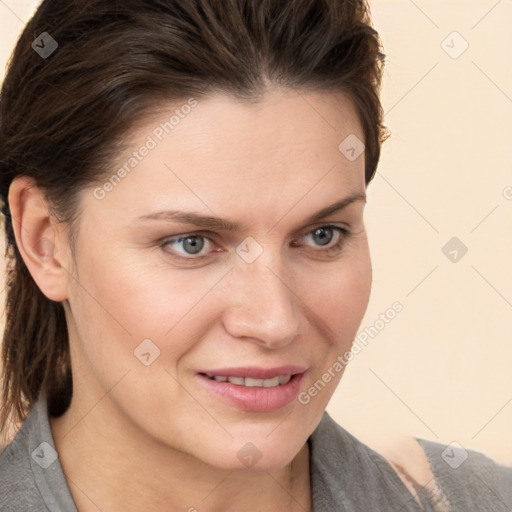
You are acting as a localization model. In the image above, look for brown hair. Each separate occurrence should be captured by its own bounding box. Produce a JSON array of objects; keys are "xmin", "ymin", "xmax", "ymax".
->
[{"xmin": 0, "ymin": 0, "xmax": 386, "ymax": 434}]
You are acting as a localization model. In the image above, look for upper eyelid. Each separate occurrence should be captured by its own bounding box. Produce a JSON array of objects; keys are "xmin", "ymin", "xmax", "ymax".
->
[
  {"xmin": 296, "ymin": 224, "xmax": 349, "ymax": 239},
  {"xmin": 162, "ymin": 223, "xmax": 349, "ymax": 243},
  {"xmin": 304, "ymin": 223, "xmax": 349, "ymax": 232},
  {"xmin": 166, "ymin": 222, "xmax": 349, "ymax": 239}
]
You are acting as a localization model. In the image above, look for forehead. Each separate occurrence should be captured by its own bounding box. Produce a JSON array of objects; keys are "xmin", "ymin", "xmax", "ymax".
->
[{"xmin": 88, "ymin": 89, "xmax": 365, "ymax": 222}]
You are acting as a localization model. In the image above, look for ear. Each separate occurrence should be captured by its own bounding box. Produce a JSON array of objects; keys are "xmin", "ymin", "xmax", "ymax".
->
[{"xmin": 8, "ymin": 176, "xmax": 71, "ymax": 302}]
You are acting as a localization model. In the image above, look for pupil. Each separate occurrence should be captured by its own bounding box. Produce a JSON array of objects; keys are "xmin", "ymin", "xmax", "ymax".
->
[
  {"xmin": 313, "ymin": 227, "xmax": 333, "ymax": 246},
  {"xmin": 183, "ymin": 236, "xmax": 204, "ymax": 254}
]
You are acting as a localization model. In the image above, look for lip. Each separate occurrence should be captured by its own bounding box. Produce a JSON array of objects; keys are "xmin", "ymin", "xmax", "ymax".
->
[{"xmin": 196, "ymin": 366, "xmax": 307, "ymax": 413}]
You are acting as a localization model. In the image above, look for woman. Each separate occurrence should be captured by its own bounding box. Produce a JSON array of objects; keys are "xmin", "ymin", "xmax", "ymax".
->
[{"xmin": 0, "ymin": 0, "xmax": 510, "ymax": 510}]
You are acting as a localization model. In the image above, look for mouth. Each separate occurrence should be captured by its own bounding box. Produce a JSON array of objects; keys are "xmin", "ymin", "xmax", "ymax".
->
[
  {"xmin": 196, "ymin": 366, "xmax": 307, "ymax": 412},
  {"xmin": 200, "ymin": 373, "xmax": 293, "ymax": 387}
]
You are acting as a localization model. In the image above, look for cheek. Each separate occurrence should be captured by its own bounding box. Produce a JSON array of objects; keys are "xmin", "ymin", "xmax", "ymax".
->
[
  {"xmin": 68, "ymin": 246, "xmax": 228, "ymax": 362},
  {"xmin": 299, "ymin": 250, "xmax": 372, "ymax": 345},
  {"xmin": 293, "ymin": 252, "xmax": 371, "ymax": 412}
]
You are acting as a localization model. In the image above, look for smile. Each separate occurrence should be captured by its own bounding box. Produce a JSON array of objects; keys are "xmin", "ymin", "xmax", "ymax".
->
[
  {"xmin": 197, "ymin": 371, "xmax": 305, "ymax": 412},
  {"xmin": 204, "ymin": 374, "xmax": 292, "ymax": 387}
]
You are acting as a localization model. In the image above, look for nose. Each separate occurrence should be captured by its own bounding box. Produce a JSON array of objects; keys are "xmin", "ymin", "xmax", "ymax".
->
[{"xmin": 221, "ymin": 260, "xmax": 301, "ymax": 349}]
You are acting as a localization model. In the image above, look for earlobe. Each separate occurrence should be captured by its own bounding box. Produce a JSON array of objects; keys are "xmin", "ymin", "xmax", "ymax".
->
[{"xmin": 7, "ymin": 176, "xmax": 70, "ymax": 302}]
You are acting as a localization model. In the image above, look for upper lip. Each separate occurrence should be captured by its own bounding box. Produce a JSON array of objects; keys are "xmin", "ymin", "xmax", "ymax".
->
[{"xmin": 198, "ymin": 365, "xmax": 307, "ymax": 379}]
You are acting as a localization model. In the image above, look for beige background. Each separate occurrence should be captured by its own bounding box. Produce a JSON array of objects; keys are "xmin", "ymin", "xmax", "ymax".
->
[{"xmin": 1, "ymin": 1, "xmax": 511, "ymax": 462}]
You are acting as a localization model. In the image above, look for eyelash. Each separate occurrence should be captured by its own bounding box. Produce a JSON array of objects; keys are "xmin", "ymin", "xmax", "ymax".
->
[{"xmin": 160, "ymin": 225, "xmax": 350, "ymax": 261}]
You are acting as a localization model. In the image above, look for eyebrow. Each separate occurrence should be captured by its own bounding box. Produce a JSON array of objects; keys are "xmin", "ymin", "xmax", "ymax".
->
[{"xmin": 136, "ymin": 193, "xmax": 366, "ymax": 231}]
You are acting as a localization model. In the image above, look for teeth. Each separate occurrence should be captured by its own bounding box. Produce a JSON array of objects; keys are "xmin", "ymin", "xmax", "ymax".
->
[
  {"xmin": 208, "ymin": 374, "xmax": 292, "ymax": 387},
  {"xmin": 227, "ymin": 376, "xmax": 245, "ymax": 385},
  {"xmin": 278, "ymin": 375, "xmax": 291, "ymax": 385},
  {"xmin": 244, "ymin": 377, "xmax": 264, "ymax": 387},
  {"xmin": 263, "ymin": 376, "xmax": 280, "ymax": 387}
]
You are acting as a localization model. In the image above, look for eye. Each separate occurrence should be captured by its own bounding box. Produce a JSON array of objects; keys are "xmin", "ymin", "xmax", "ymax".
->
[
  {"xmin": 305, "ymin": 227, "xmax": 337, "ymax": 247},
  {"xmin": 293, "ymin": 225, "xmax": 349, "ymax": 252},
  {"xmin": 163, "ymin": 234, "xmax": 213, "ymax": 258}
]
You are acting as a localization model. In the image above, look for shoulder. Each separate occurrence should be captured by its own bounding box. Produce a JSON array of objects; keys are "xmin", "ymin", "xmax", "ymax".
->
[
  {"xmin": 380, "ymin": 434, "xmax": 512, "ymax": 511},
  {"xmin": 0, "ymin": 413, "xmax": 46, "ymax": 509},
  {"xmin": 0, "ymin": 398, "xmax": 77, "ymax": 511},
  {"xmin": 310, "ymin": 413, "xmax": 512, "ymax": 511},
  {"xmin": 309, "ymin": 413, "xmax": 435, "ymax": 510},
  {"xmin": 416, "ymin": 438, "xmax": 512, "ymax": 511}
]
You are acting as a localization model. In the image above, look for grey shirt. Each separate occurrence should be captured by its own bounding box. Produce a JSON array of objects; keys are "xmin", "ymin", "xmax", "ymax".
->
[{"xmin": 1, "ymin": 397, "xmax": 511, "ymax": 511}]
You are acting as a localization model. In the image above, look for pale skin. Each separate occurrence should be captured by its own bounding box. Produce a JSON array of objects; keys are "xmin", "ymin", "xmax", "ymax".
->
[{"xmin": 9, "ymin": 88, "xmax": 373, "ymax": 512}]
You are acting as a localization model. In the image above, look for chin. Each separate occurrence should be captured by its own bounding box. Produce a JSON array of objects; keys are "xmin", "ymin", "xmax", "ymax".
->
[{"xmin": 207, "ymin": 436, "xmax": 306, "ymax": 473}]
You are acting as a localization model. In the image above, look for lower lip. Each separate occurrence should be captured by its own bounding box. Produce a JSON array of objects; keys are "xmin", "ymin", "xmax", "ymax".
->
[{"xmin": 196, "ymin": 372, "xmax": 306, "ymax": 412}]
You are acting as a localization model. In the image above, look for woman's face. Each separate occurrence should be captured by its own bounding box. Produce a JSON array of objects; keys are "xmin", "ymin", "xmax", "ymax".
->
[{"xmin": 64, "ymin": 88, "xmax": 372, "ymax": 471}]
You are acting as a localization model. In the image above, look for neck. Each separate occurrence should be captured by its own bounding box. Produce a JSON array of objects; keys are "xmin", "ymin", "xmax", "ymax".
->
[{"xmin": 50, "ymin": 396, "xmax": 311, "ymax": 512}]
